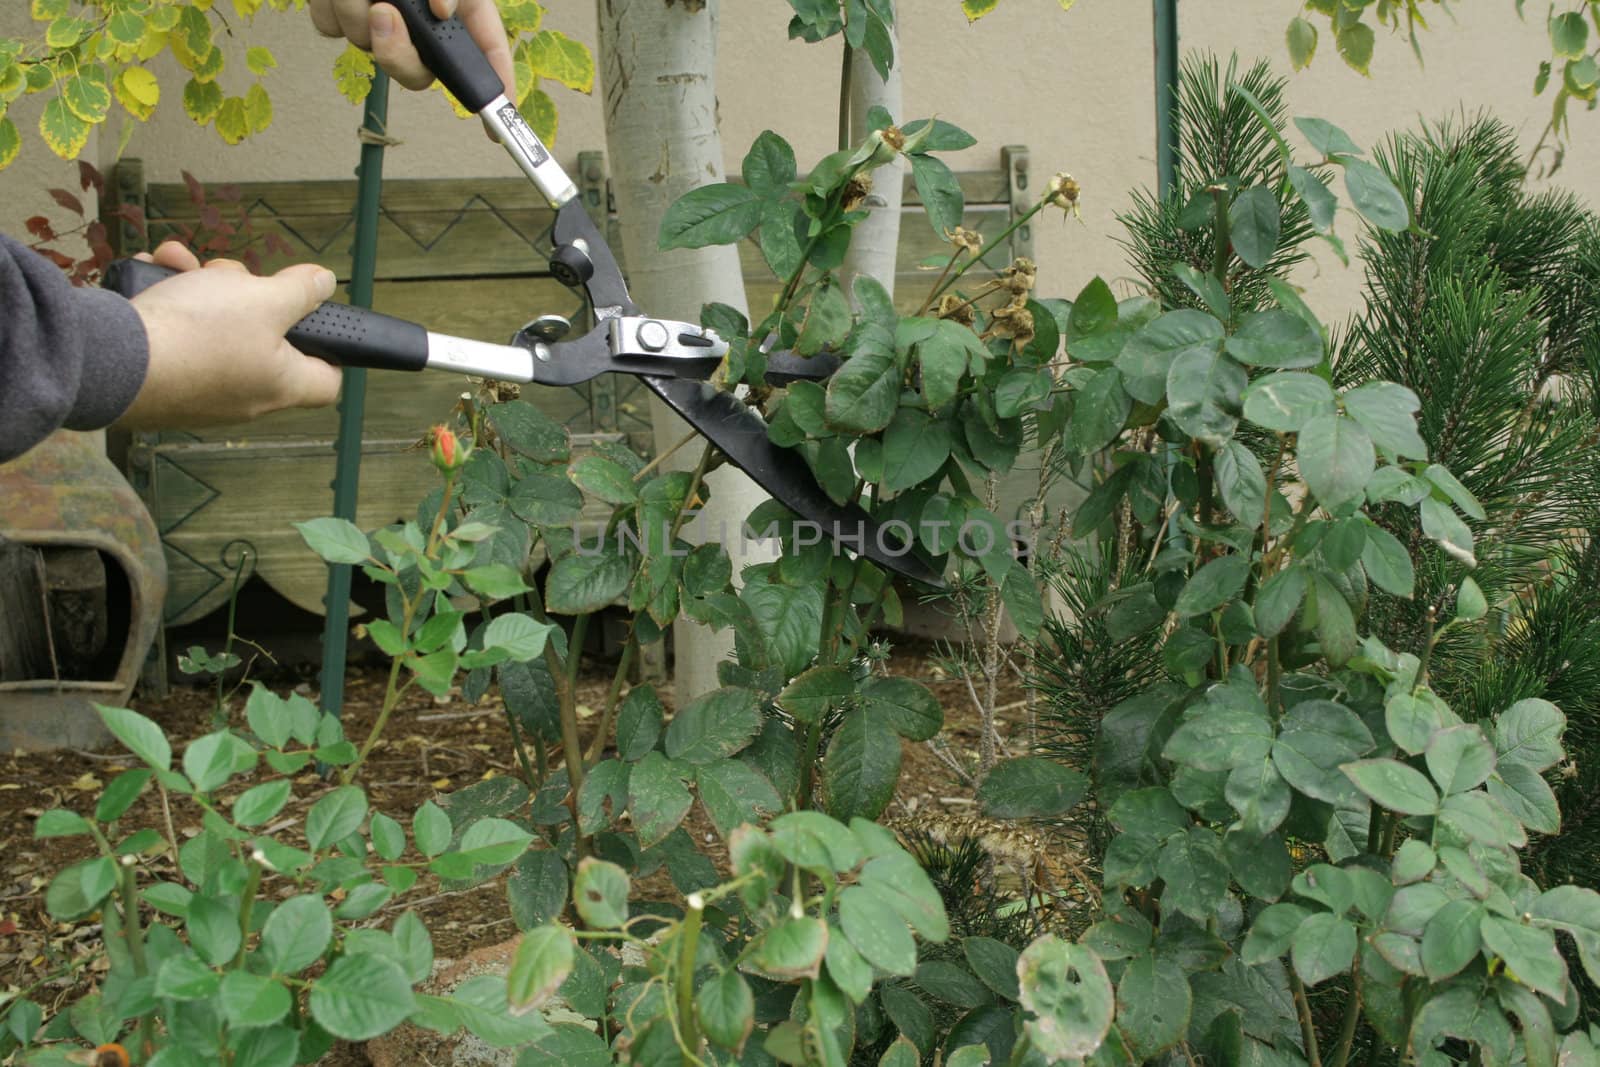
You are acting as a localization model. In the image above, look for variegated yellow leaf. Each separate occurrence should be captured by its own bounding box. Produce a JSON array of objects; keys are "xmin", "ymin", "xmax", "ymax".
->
[
  {"xmin": 332, "ymin": 43, "xmax": 373, "ymax": 104},
  {"xmin": 63, "ymin": 64, "xmax": 112, "ymax": 122},
  {"xmin": 0, "ymin": 117, "xmax": 20, "ymax": 171},
  {"xmin": 45, "ymin": 16, "xmax": 91, "ymax": 49},
  {"xmin": 215, "ymin": 95, "xmax": 248, "ymax": 144},
  {"xmin": 244, "ymin": 82, "xmax": 271, "ymax": 133},
  {"xmin": 106, "ymin": 12, "xmax": 145, "ymax": 46},
  {"xmin": 247, "ymin": 46, "xmax": 276, "ymax": 76},
  {"xmin": 117, "ymin": 66, "xmax": 160, "ymax": 115},
  {"xmin": 961, "ymin": 0, "xmax": 999, "ymax": 21},
  {"xmin": 182, "ymin": 76, "xmax": 223, "ymax": 124},
  {"xmin": 523, "ymin": 30, "xmax": 593, "ymax": 93},
  {"xmin": 38, "ymin": 96, "xmax": 90, "ymax": 159},
  {"xmin": 500, "ymin": 0, "xmax": 544, "ymax": 35},
  {"xmin": 525, "ymin": 86, "xmax": 557, "ymax": 144}
]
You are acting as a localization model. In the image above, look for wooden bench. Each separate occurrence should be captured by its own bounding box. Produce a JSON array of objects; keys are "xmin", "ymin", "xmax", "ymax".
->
[{"xmin": 105, "ymin": 147, "xmax": 1035, "ymax": 632}]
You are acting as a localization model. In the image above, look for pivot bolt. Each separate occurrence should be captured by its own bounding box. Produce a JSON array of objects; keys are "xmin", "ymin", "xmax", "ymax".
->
[{"xmin": 637, "ymin": 320, "xmax": 671, "ymax": 352}]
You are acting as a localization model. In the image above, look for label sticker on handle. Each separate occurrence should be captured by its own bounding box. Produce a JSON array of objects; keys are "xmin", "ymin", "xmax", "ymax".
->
[{"xmin": 496, "ymin": 103, "xmax": 550, "ymax": 166}]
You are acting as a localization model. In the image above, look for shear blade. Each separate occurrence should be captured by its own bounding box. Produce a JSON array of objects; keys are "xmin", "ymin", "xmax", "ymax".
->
[{"xmin": 642, "ymin": 377, "xmax": 945, "ymax": 589}]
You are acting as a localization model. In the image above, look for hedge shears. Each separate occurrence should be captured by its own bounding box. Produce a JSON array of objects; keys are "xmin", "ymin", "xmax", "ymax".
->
[{"xmin": 104, "ymin": 0, "xmax": 941, "ymax": 586}]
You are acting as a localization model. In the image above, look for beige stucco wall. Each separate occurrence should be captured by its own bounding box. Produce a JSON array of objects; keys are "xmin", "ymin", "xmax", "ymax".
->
[{"xmin": 4, "ymin": 1, "xmax": 1596, "ymax": 324}]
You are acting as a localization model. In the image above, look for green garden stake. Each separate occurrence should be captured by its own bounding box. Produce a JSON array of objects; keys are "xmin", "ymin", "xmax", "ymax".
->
[
  {"xmin": 318, "ymin": 69, "xmax": 391, "ymax": 719},
  {"xmin": 1154, "ymin": 0, "xmax": 1184, "ymax": 546},
  {"xmin": 1154, "ymin": 0, "xmax": 1180, "ymax": 199}
]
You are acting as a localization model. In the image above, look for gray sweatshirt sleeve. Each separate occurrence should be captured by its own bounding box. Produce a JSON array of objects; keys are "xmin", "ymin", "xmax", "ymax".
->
[{"xmin": 0, "ymin": 233, "xmax": 150, "ymax": 463}]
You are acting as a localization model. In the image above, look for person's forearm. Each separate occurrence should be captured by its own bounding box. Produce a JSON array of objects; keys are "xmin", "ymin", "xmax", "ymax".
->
[{"xmin": 0, "ymin": 234, "xmax": 149, "ymax": 463}]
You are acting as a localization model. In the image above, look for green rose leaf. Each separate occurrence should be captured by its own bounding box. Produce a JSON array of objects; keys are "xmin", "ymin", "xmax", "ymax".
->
[
  {"xmin": 572, "ymin": 857, "xmax": 629, "ymax": 929},
  {"xmin": 1015, "ymin": 936, "xmax": 1114, "ymax": 1060},
  {"xmin": 1243, "ymin": 371, "xmax": 1336, "ymax": 433},
  {"xmin": 310, "ymin": 953, "xmax": 417, "ymax": 1041},
  {"xmin": 1299, "ymin": 413, "xmax": 1375, "ymax": 510},
  {"xmin": 294, "ymin": 517, "xmax": 371, "ymax": 565},
  {"xmin": 977, "ymin": 757, "xmax": 1087, "ymax": 819},
  {"xmin": 823, "ymin": 710, "xmax": 902, "ymax": 822},
  {"xmin": 659, "ymin": 182, "xmax": 764, "ymax": 249},
  {"xmin": 1225, "ymin": 309, "xmax": 1322, "ymax": 369},
  {"xmin": 1228, "ymin": 185, "xmax": 1281, "ymax": 269},
  {"xmin": 1174, "ymin": 554, "xmax": 1250, "ymax": 617},
  {"xmin": 665, "ymin": 686, "xmax": 762, "ymax": 764},
  {"xmin": 860, "ymin": 675, "xmax": 943, "ymax": 741},
  {"xmin": 306, "ymin": 785, "xmax": 367, "ymax": 851},
  {"xmin": 1341, "ymin": 759, "xmax": 1440, "ymax": 815},
  {"xmin": 1116, "ymin": 954, "xmax": 1193, "ymax": 1059},
  {"xmin": 260, "ymin": 894, "xmax": 333, "ymax": 975},
  {"xmin": 1291, "ymin": 912, "xmax": 1357, "ymax": 986},
  {"xmin": 1166, "ymin": 346, "xmax": 1246, "ymax": 446}
]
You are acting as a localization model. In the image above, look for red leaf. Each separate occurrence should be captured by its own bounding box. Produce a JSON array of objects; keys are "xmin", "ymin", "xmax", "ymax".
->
[
  {"xmin": 199, "ymin": 204, "xmax": 222, "ymax": 230},
  {"xmin": 265, "ymin": 231, "xmax": 293, "ymax": 257},
  {"xmin": 25, "ymin": 216, "xmax": 53, "ymax": 239},
  {"xmin": 0, "ymin": 918, "xmax": 18, "ymax": 936},
  {"xmin": 242, "ymin": 248, "xmax": 262, "ymax": 274},
  {"xmin": 204, "ymin": 232, "xmax": 232, "ymax": 253},
  {"xmin": 49, "ymin": 188, "xmax": 84, "ymax": 215},
  {"xmin": 78, "ymin": 160, "xmax": 104, "ymax": 194},
  {"xmin": 182, "ymin": 171, "xmax": 205, "ymax": 207},
  {"xmin": 217, "ymin": 183, "xmax": 241, "ymax": 203},
  {"xmin": 40, "ymin": 249, "xmax": 74, "ymax": 269}
]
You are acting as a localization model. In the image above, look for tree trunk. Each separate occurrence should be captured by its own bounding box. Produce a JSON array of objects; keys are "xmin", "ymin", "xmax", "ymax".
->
[
  {"xmin": 841, "ymin": 32, "xmax": 904, "ymax": 301},
  {"xmin": 597, "ymin": 0, "xmax": 772, "ymax": 700}
]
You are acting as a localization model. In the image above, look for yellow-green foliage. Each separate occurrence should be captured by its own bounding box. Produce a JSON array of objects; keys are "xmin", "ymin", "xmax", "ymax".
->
[{"xmin": 0, "ymin": 0, "xmax": 593, "ymax": 171}]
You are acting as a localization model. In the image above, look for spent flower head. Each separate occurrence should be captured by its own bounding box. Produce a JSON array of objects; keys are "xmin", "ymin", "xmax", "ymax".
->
[
  {"xmin": 1046, "ymin": 172, "xmax": 1082, "ymax": 217},
  {"xmin": 947, "ymin": 226, "xmax": 985, "ymax": 257}
]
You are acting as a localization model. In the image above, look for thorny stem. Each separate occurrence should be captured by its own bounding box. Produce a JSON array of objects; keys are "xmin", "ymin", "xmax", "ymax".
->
[
  {"xmin": 1418, "ymin": 604, "xmax": 1439, "ymax": 686},
  {"xmin": 584, "ymin": 630, "xmax": 639, "ymax": 766},
  {"xmin": 233, "ymin": 858, "xmax": 263, "ymax": 969},
  {"xmin": 344, "ymin": 472, "xmax": 457, "ymax": 786},
  {"xmin": 914, "ymin": 247, "xmax": 969, "ymax": 317},
  {"xmin": 157, "ymin": 781, "xmax": 181, "ymax": 862},
  {"xmin": 344, "ymin": 614, "xmax": 409, "ymax": 787},
  {"xmin": 1289, "ymin": 970, "xmax": 1323, "ymax": 1067},
  {"xmin": 477, "ymin": 600, "xmax": 540, "ymax": 790},
  {"xmin": 978, "ymin": 497, "xmax": 1006, "ymax": 774},
  {"xmin": 504, "ymin": 704, "xmax": 541, "ymax": 790},
  {"xmin": 215, "ymin": 547, "xmax": 252, "ymax": 730},
  {"xmin": 927, "ymin": 200, "xmax": 1046, "ymax": 306},
  {"xmin": 634, "ymin": 428, "xmax": 698, "ymax": 483},
  {"xmin": 675, "ymin": 894, "xmax": 707, "ymax": 1065},
  {"xmin": 1209, "ymin": 184, "xmax": 1233, "ymax": 287},
  {"xmin": 837, "ymin": 41, "xmax": 853, "ymax": 154},
  {"xmin": 1329, "ymin": 963, "xmax": 1365, "ymax": 1067}
]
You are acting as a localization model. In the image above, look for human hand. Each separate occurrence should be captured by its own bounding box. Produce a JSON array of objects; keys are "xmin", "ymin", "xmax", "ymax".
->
[
  {"xmin": 308, "ymin": 0, "xmax": 516, "ymax": 99},
  {"xmin": 116, "ymin": 243, "xmax": 344, "ymax": 430}
]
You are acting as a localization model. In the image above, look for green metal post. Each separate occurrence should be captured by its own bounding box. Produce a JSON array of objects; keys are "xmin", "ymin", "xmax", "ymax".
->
[
  {"xmin": 1154, "ymin": 0, "xmax": 1180, "ymax": 199},
  {"xmin": 1154, "ymin": 0, "xmax": 1182, "ymax": 546},
  {"xmin": 319, "ymin": 70, "xmax": 391, "ymax": 717}
]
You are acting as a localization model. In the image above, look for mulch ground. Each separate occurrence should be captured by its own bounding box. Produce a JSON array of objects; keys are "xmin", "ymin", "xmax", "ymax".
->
[{"xmin": 0, "ymin": 637, "xmax": 1050, "ymax": 1065}]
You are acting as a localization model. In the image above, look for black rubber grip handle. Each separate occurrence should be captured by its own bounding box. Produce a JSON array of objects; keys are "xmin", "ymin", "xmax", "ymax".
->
[
  {"xmin": 103, "ymin": 259, "xmax": 430, "ymax": 374},
  {"xmin": 383, "ymin": 0, "xmax": 506, "ymax": 114}
]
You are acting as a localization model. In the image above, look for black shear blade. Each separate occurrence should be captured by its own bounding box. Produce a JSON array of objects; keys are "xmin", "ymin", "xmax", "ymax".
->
[{"xmin": 642, "ymin": 377, "xmax": 945, "ymax": 589}]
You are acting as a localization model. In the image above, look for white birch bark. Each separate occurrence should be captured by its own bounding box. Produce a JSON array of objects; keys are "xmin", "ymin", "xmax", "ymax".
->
[
  {"xmin": 597, "ymin": 0, "xmax": 772, "ymax": 701},
  {"xmin": 841, "ymin": 30, "xmax": 905, "ymax": 301}
]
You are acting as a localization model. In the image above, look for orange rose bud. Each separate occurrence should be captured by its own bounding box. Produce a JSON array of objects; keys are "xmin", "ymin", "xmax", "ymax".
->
[{"xmin": 429, "ymin": 425, "xmax": 471, "ymax": 472}]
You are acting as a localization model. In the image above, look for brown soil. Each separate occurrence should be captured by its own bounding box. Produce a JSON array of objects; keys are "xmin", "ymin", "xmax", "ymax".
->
[{"xmin": 0, "ymin": 638, "xmax": 1043, "ymax": 1065}]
